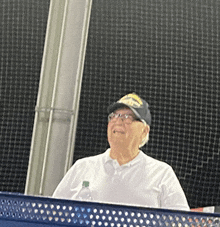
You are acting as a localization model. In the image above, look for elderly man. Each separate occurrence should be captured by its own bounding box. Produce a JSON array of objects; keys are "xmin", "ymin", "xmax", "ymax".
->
[{"xmin": 53, "ymin": 93, "xmax": 190, "ymax": 211}]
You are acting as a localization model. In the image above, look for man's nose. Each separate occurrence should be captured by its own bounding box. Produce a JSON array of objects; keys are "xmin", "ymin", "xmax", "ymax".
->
[{"xmin": 115, "ymin": 116, "xmax": 124, "ymax": 123}]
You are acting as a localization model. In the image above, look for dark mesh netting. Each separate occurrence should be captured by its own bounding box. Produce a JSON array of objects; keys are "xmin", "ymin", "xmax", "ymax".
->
[
  {"xmin": 0, "ymin": 0, "xmax": 50, "ymax": 193},
  {"xmin": 74, "ymin": 0, "xmax": 220, "ymax": 208}
]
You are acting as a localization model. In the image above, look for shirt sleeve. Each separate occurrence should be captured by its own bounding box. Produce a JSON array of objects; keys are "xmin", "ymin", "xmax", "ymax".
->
[
  {"xmin": 52, "ymin": 161, "xmax": 79, "ymax": 199},
  {"xmin": 160, "ymin": 166, "xmax": 190, "ymax": 211}
]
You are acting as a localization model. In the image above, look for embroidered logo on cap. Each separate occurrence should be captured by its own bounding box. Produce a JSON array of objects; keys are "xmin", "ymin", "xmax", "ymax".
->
[{"xmin": 118, "ymin": 93, "xmax": 143, "ymax": 108}]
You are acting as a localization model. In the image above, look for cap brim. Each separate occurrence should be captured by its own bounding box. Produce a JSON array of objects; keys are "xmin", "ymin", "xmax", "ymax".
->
[
  {"xmin": 107, "ymin": 103, "xmax": 129, "ymax": 114},
  {"xmin": 107, "ymin": 102, "xmax": 142, "ymax": 120}
]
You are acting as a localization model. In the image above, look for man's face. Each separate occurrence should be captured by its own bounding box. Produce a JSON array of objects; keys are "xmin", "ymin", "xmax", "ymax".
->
[{"xmin": 107, "ymin": 107, "xmax": 147, "ymax": 149}]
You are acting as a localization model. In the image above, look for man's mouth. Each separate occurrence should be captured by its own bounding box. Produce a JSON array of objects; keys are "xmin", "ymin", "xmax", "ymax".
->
[{"xmin": 113, "ymin": 130, "xmax": 125, "ymax": 134}]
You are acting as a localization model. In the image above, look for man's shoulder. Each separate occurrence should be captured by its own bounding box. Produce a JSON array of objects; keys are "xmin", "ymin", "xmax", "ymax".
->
[
  {"xmin": 141, "ymin": 151, "xmax": 172, "ymax": 169},
  {"xmin": 74, "ymin": 151, "xmax": 107, "ymax": 166}
]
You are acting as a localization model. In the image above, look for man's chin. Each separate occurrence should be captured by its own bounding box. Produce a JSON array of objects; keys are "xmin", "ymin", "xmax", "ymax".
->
[{"xmin": 109, "ymin": 137, "xmax": 127, "ymax": 146}]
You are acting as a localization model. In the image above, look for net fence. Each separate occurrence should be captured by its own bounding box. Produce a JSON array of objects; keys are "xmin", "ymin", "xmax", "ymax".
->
[
  {"xmin": 74, "ymin": 0, "xmax": 220, "ymax": 208},
  {"xmin": 0, "ymin": 0, "xmax": 219, "ymax": 210},
  {"xmin": 0, "ymin": 0, "xmax": 50, "ymax": 192}
]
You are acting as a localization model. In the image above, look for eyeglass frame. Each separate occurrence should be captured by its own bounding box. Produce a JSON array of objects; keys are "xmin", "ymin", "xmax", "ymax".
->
[{"xmin": 108, "ymin": 112, "xmax": 142, "ymax": 124}]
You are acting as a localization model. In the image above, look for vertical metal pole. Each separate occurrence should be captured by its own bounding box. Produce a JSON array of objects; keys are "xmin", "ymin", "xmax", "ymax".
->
[{"xmin": 25, "ymin": 0, "xmax": 92, "ymax": 196}]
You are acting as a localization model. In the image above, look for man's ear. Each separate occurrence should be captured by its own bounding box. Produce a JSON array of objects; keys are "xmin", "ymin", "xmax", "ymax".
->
[
  {"xmin": 139, "ymin": 124, "xmax": 150, "ymax": 148},
  {"xmin": 142, "ymin": 124, "xmax": 150, "ymax": 138}
]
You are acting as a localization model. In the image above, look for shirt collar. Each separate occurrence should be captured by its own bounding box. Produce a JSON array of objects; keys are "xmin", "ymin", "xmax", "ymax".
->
[{"xmin": 103, "ymin": 148, "xmax": 143, "ymax": 167}]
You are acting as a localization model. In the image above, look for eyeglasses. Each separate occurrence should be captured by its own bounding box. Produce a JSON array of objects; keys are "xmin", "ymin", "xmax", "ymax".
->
[{"xmin": 108, "ymin": 112, "xmax": 140, "ymax": 124}]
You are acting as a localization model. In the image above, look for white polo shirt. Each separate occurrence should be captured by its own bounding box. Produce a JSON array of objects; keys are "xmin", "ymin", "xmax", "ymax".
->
[{"xmin": 53, "ymin": 149, "xmax": 189, "ymax": 211}]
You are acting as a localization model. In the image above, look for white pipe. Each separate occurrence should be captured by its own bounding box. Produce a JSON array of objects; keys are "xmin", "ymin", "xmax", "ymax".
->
[{"xmin": 39, "ymin": 0, "xmax": 69, "ymax": 195}]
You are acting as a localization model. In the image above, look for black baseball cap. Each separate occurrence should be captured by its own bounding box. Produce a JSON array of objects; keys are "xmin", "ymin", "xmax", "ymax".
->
[{"xmin": 107, "ymin": 93, "xmax": 151, "ymax": 126}]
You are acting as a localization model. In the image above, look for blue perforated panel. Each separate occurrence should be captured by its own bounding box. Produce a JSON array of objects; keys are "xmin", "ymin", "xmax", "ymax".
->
[{"xmin": 0, "ymin": 193, "xmax": 220, "ymax": 226}]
